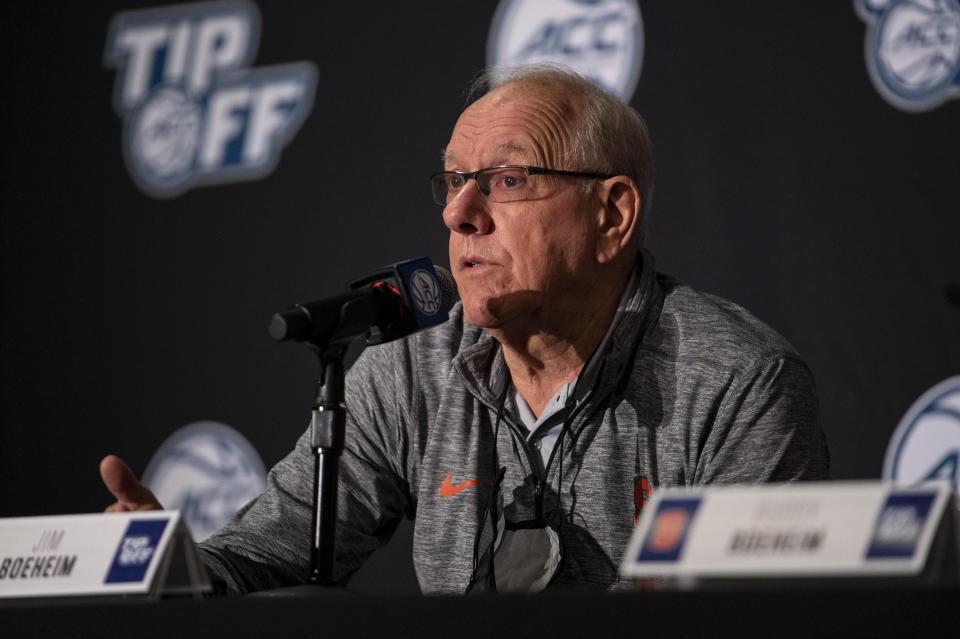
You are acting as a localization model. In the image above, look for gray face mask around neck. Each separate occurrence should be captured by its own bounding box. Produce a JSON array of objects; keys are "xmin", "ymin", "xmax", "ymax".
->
[{"xmin": 492, "ymin": 512, "xmax": 562, "ymax": 593}]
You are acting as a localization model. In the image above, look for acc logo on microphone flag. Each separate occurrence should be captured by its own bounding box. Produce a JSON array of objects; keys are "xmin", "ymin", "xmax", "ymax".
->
[
  {"xmin": 410, "ymin": 269, "xmax": 443, "ymax": 316},
  {"xmin": 488, "ymin": 0, "xmax": 644, "ymax": 101},
  {"xmin": 104, "ymin": 0, "xmax": 317, "ymax": 198},
  {"xmin": 884, "ymin": 376, "xmax": 960, "ymax": 492},
  {"xmin": 855, "ymin": 0, "xmax": 960, "ymax": 112},
  {"xmin": 394, "ymin": 258, "xmax": 449, "ymax": 330}
]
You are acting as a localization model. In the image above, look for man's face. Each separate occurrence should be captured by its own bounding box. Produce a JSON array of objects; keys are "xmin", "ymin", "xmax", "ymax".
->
[{"xmin": 442, "ymin": 83, "xmax": 602, "ymax": 332}]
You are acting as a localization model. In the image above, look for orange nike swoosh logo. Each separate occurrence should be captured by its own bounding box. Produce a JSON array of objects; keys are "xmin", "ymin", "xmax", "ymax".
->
[{"xmin": 440, "ymin": 472, "xmax": 482, "ymax": 497}]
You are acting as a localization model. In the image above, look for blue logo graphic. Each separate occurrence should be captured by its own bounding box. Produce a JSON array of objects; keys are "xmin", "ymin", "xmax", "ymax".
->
[
  {"xmin": 105, "ymin": 519, "xmax": 169, "ymax": 583},
  {"xmin": 865, "ymin": 492, "xmax": 935, "ymax": 559},
  {"xmin": 394, "ymin": 258, "xmax": 450, "ymax": 330},
  {"xmin": 636, "ymin": 497, "xmax": 702, "ymax": 562},
  {"xmin": 142, "ymin": 421, "xmax": 266, "ymax": 542},
  {"xmin": 856, "ymin": 0, "xmax": 960, "ymax": 112},
  {"xmin": 488, "ymin": 0, "xmax": 644, "ymax": 101},
  {"xmin": 884, "ymin": 376, "xmax": 960, "ymax": 492},
  {"xmin": 409, "ymin": 268, "xmax": 442, "ymax": 316},
  {"xmin": 104, "ymin": 0, "xmax": 317, "ymax": 198}
]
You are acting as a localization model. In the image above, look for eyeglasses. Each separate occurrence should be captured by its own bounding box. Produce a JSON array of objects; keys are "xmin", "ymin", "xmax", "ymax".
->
[{"xmin": 430, "ymin": 165, "xmax": 614, "ymax": 206}]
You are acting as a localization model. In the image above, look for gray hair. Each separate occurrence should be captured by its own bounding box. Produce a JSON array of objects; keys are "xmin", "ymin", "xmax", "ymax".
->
[{"xmin": 470, "ymin": 64, "xmax": 654, "ymax": 218}]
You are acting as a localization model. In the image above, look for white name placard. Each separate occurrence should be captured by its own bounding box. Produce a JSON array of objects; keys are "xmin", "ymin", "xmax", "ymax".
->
[
  {"xmin": 621, "ymin": 481, "xmax": 955, "ymax": 580},
  {"xmin": 0, "ymin": 511, "xmax": 208, "ymax": 599}
]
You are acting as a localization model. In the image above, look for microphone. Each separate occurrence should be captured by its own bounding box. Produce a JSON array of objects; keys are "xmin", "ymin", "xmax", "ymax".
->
[{"xmin": 269, "ymin": 257, "xmax": 458, "ymax": 347}]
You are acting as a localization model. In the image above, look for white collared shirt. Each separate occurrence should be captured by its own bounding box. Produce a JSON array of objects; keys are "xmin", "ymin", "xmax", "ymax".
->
[{"xmin": 513, "ymin": 378, "xmax": 577, "ymax": 468}]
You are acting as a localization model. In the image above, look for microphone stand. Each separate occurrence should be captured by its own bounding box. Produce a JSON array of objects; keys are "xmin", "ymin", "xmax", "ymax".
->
[
  {"xmin": 299, "ymin": 286, "xmax": 389, "ymax": 586},
  {"xmin": 307, "ymin": 346, "xmax": 346, "ymax": 585},
  {"xmin": 246, "ymin": 343, "xmax": 350, "ymax": 598},
  {"xmin": 260, "ymin": 258, "xmax": 452, "ymax": 593}
]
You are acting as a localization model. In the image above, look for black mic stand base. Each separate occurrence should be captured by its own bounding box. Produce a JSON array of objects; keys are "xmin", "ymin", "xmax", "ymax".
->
[{"xmin": 246, "ymin": 583, "xmax": 357, "ymax": 598}]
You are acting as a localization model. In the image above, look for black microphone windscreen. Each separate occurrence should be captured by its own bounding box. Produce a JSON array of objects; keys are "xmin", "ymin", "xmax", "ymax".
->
[{"xmin": 434, "ymin": 265, "xmax": 458, "ymax": 308}]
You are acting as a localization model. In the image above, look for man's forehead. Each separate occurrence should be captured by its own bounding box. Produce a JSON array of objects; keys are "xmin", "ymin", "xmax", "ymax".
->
[
  {"xmin": 444, "ymin": 89, "xmax": 570, "ymax": 167},
  {"xmin": 443, "ymin": 141, "xmax": 529, "ymax": 165}
]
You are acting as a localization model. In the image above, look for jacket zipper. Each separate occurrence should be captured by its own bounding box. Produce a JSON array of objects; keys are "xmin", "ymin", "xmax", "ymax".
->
[{"xmin": 498, "ymin": 395, "xmax": 591, "ymax": 524}]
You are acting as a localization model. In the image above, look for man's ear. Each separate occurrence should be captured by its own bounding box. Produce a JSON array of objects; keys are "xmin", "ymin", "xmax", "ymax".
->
[{"xmin": 595, "ymin": 177, "xmax": 641, "ymax": 264}]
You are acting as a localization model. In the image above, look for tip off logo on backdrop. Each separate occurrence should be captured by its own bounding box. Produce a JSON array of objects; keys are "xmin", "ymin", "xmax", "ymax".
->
[
  {"xmin": 488, "ymin": 0, "xmax": 644, "ymax": 101},
  {"xmin": 104, "ymin": 0, "xmax": 317, "ymax": 199},
  {"xmin": 856, "ymin": 0, "xmax": 960, "ymax": 112}
]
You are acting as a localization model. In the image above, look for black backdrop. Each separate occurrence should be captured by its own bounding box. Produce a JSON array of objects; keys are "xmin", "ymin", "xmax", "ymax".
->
[{"xmin": 2, "ymin": 1, "xmax": 958, "ymax": 593}]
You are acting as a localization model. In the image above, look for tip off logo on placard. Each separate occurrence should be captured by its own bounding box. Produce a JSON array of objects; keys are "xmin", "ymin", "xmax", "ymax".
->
[{"xmin": 104, "ymin": 519, "xmax": 169, "ymax": 584}]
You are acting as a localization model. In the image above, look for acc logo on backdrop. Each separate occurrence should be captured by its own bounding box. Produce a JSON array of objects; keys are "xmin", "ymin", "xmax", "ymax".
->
[
  {"xmin": 104, "ymin": 0, "xmax": 317, "ymax": 198},
  {"xmin": 488, "ymin": 0, "xmax": 644, "ymax": 101},
  {"xmin": 855, "ymin": 0, "xmax": 960, "ymax": 112},
  {"xmin": 142, "ymin": 421, "xmax": 267, "ymax": 541},
  {"xmin": 884, "ymin": 376, "xmax": 960, "ymax": 493}
]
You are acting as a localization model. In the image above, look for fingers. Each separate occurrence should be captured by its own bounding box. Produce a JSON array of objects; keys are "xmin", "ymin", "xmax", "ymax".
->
[
  {"xmin": 99, "ymin": 454, "xmax": 138, "ymax": 499},
  {"xmin": 100, "ymin": 454, "xmax": 163, "ymax": 511},
  {"xmin": 104, "ymin": 501, "xmax": 160, "ymax": 513}
]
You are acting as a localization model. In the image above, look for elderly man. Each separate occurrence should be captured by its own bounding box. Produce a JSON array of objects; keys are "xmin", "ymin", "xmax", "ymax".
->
[{"xmin": 101, "ymin": 66, "xmax": 829, "ymax": 594}]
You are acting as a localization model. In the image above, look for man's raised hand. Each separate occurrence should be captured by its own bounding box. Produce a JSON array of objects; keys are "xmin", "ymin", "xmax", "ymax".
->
[{"xmin": 100, "ymin": 454, "xmax": 163, "ymax": 512}]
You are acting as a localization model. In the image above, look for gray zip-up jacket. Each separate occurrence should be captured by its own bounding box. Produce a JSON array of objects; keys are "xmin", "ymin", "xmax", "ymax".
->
[{"xmin": 198, "ymin": 251, "xmax": 829, "ymax": 593}]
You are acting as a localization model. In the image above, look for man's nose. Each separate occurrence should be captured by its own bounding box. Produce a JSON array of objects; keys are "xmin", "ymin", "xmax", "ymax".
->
[{"xmin": 442, "ymin": 183, "xmax": 493, "ymax": 235}]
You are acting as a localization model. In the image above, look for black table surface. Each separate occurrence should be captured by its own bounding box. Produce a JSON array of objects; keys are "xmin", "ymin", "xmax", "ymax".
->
[{"xmin": 1, "ymin": 583, "xmax": 956, "ymax": 638}]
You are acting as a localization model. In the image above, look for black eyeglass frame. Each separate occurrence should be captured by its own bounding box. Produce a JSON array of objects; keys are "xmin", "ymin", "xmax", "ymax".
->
[{"xmin": 430, "ymin": 165, "xmax": 615, "ymax": 206}]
